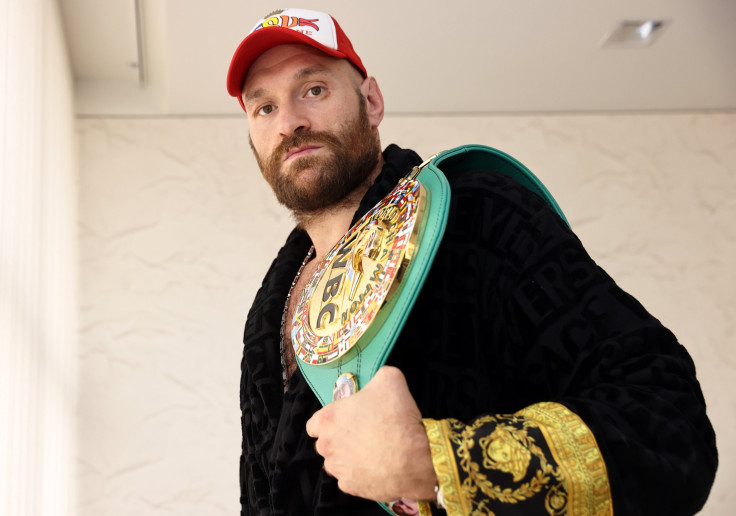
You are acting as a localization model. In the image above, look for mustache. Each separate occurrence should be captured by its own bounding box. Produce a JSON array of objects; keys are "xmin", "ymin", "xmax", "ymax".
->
[{"xmin": 272, "ymin": 130, "xmax": 342, "ymax": 163}]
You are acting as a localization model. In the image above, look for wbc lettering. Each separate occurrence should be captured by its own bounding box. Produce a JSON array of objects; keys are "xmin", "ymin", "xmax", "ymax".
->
[{"xmin": 316, "ymin": 241, "xmax": 361, "ymax": 329}]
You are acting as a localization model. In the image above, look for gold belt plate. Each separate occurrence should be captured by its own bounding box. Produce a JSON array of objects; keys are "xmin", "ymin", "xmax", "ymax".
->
[{"xmin": 292, "ymin": 177, "xmax": 426, "ymax": 366}]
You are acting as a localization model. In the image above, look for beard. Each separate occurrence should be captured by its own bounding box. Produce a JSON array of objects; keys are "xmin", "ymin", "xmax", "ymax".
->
[{"xmin": 251, "ymin": 95, "xmax": 381, "ymax": 216}]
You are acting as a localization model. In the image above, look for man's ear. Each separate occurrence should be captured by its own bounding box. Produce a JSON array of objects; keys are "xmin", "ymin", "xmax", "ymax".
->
[{"xmin": 360, "ymin": 77, "xmax": 384, "ymax": 129}]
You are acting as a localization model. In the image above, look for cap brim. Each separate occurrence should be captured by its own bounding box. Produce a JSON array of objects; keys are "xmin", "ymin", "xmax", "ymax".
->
[{"xmin": 226, "ymin": 27, "xmax": 351, "ymax": 98}]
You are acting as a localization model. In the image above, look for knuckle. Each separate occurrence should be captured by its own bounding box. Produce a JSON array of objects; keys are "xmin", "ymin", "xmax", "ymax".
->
[
  {"xmin": 377, "ymin": 365, "xmax": 402, "ymax": 384},
  {"xmin": 322, "ymin": 458, "xmax": 333, "ymax": 477},
  {"xmin": 321, "ymin": 407, "xmax": 334, "ymax": 424},
  {"xmin": 314, "ymin": 436, "xmax": 331, "ymax": 457},
  {"xmin": 336, "ymin": 477, "xmax": 354, "ymax": 495}
]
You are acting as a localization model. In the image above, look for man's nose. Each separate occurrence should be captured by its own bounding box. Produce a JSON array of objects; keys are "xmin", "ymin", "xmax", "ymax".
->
[{"xmin": 278, "ymin": 101, "xmax": 311, "ymax": 136}]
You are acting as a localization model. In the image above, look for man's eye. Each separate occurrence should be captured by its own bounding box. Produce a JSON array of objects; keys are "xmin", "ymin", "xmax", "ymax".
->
[
  {"xmin": 257, "ymin": 105, "xmax": 274, "ymax": 116},
  {"xmin": 307, "ymin": 86, "xmax": 323, "ymax": 97}
]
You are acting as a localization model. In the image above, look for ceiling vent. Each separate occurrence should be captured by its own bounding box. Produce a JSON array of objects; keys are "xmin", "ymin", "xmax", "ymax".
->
[{"xmin": 601, "ymin": 20, "xmax": 667, "ymax": 48}]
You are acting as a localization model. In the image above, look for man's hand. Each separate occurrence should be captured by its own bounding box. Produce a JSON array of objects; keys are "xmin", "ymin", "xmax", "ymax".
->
[{"xmin": 305, "ymin": 366, "xmax": 437, "ymax": 502}]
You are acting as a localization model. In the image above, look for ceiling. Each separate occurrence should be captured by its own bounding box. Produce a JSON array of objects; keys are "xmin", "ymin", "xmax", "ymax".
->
[{"xmin": 58, "ymin": 0, "xmax": 736, "ymax": 117}]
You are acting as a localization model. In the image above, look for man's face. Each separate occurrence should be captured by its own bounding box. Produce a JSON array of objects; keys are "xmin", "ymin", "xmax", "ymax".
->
[{"xmin": 243, "ymin": 45, "xmax": 381, "ymax": 215}]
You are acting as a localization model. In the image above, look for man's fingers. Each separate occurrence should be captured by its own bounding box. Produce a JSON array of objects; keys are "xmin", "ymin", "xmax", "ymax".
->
[
  {"xmin": 322, "ymin": 456, "xmax": 333, "ymax": 477},
  {"xmin": 305, "ymin": 412, "xmax": 320, "ymax": 438},
  {"xmin": 313, "ymin": 432, "xmax": 328, "ymax": 457}
]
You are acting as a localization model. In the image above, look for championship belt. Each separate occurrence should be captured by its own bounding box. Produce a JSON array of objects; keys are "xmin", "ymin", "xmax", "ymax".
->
[{"xmin": 291, "ymin": 144, "xmax": 569, "ymax": 407}]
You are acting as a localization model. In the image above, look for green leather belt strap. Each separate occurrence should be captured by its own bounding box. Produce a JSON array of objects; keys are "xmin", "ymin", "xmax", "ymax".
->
[{"xmin": 434, "ymin": 145, "xmax": 569, "ymax": 227}]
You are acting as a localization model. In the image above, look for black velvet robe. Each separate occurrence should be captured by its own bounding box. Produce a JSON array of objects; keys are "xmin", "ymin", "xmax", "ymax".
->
[{"xmin": 240, "ymin": 145, "xmax": 717, "ymax": 515}]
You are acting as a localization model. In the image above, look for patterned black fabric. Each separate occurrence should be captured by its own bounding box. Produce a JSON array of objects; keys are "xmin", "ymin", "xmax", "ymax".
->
[{"xmin": 240, "ymin": 144, "xmax": 717, "ymax": 515}]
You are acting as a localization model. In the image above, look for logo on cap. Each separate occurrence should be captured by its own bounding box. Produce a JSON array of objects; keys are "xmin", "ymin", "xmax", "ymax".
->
[{"xmin": 252, "ymin": 9, "xmax": 321, "ymax": 36}]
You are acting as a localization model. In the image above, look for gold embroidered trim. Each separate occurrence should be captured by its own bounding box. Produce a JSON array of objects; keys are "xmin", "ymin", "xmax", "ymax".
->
[
  {"xmin": 422, "ymin": 418, "xmax": 468, "ymax": 515},
  {"xmin": 423, "ymin": 404, "xmax": 612, "ymax": 516},
  {"xmin": 517, "ymin": 402, "xmax": 613, "ymax": 516},
  {"xmin": 417, "ymin": 501, "xmax": 432, "ymax": 516}
]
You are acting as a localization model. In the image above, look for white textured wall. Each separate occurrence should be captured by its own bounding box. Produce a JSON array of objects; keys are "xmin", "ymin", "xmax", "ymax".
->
[
  {"xmin": 0, "ymin": 1, "xmax": 77, "ymax": 515},
  {"xmin": 77, "ymin": 113, "xmax": 736, "ymax": 515}
]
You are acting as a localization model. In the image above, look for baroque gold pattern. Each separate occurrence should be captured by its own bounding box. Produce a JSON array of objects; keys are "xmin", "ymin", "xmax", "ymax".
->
[
  {"xmin": 518, "ymin": 402, "xmax": 612, "ymax": 516},
  {"xmin": 423, "ymin": 403, "xmax": 612, "ymax": 515},
  {"xmin": 423, "ymin": 418, "xmax": 468, "ymax": 514},
  {"xmin": 481, "ymin": 425, "xmax": 532, "ymax": 482}
]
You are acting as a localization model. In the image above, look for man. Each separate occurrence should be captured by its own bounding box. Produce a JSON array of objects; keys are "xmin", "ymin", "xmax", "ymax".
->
[{"xmin": 227, "ymin": 8, "xmax": 717, "ymax": 515}]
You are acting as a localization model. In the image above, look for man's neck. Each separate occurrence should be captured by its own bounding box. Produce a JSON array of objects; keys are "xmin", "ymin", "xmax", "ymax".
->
[{"xmin": 297, "ymin": 157, "xmax": 384, "ymax": 262}]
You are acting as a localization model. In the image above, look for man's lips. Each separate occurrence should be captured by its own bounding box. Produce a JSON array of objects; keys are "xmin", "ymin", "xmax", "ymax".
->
[{"xmin": 283, "ymin": 145, "xmax": 322, "ymax": 162}]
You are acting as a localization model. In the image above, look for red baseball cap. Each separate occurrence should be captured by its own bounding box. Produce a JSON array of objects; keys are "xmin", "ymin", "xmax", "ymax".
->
[{"xmin": 227, "ymin": 8, "xmax": 367, "ymax": 111}]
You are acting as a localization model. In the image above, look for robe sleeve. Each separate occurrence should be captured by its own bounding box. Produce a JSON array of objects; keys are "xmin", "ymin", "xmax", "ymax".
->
[{"xmin": 411, "ymin": 169, "xmax": 717, "ymax": 515}]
